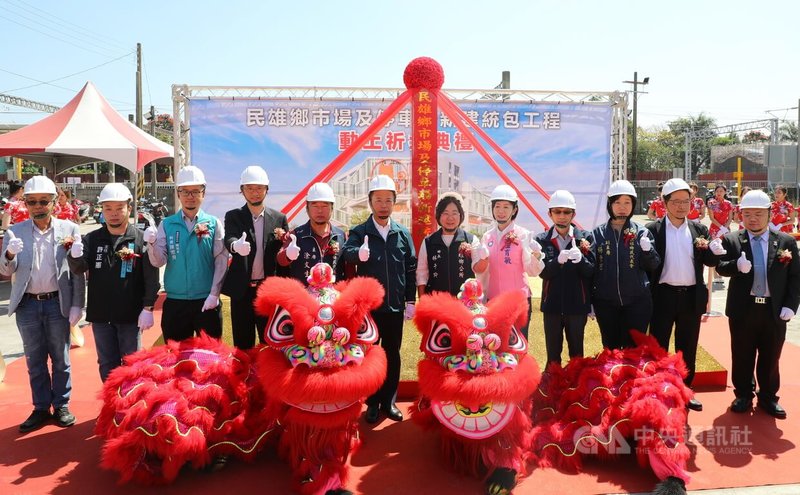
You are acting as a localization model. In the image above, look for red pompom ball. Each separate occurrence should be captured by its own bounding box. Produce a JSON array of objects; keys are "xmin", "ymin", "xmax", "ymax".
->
[{"xmin": 403, "ymin": 57, "xmax": 445, "ymax": 90}]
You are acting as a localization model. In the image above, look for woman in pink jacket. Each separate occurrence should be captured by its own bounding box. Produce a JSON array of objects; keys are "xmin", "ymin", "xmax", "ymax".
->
[{"xmin": 473, "ymin": 185, "xmax": 544, "ymax": 340}]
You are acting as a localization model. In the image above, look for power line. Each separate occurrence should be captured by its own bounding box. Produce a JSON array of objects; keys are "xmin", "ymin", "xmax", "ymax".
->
[
  {"xmin": 0, "ymin": 13, "xmax": 120, "ymax": 58},
  {"xmin": 0, "ymin": 67, "xmax": 137, "ymax": 108},
  {"xmin": 1, "ymin": 51, "xmax": 135, "ymax": 93},
  {"xmin": 5, "ymin": 0, "xmax": 130, "ymax": 52}
]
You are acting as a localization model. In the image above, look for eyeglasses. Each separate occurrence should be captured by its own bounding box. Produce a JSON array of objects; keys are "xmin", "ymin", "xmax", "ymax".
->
[
  {"xmin": 177, "ymin": 189, "xmax": 204, "ymax": 197},
  {"xmin": 550, "ymin": 209, "xmax": 574, "ymax": 215},
  {"xmin": 668, "ymin": 200, "xmax": 691, "ymax": 206},
  {"xmin": 24, "ymin": 199, "xmax": 52, "ymax": 207}
]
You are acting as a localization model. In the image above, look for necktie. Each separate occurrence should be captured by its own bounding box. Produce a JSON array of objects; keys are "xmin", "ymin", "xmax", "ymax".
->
[{"xmin": 751, "ymin": 235, "xmax": 767, "ymax": 297}]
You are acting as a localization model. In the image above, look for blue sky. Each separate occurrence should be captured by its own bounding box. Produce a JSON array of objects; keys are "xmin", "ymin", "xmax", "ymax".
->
[{"xmin": 2, "ymin": 0, "xmax": 799, "ymax": 130}]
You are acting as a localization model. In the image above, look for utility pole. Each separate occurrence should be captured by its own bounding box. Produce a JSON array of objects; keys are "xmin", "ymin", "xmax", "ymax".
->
[
  {"xmin": 136, "ymin": 43, "xmax": 142, "ymax": 129},
  {"xmin": 150, "ymin": 105, "xmax": 157, "ymax": 196},
  {"xmin": 623, "ymin": 72, "xmax": 649, "ymax": 180}
]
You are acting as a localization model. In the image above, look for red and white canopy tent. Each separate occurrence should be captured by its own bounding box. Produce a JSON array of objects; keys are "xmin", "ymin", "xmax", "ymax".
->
[{"xmin": 0, "ymin": 81, "xmax": 173, "ymax": 176}]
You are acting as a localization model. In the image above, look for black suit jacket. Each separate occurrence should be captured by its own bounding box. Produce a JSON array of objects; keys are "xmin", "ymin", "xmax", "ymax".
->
[
  {"xmin": 221, "ymin": 205, "xmax": 288, "ymax": 300},
  {"xmin": 646, "ymin": 219, "xmax": 720, "ymax": 313},
  {"xmin": 716, "ymin": 229, "xmax": 800, "ymax": 320}
]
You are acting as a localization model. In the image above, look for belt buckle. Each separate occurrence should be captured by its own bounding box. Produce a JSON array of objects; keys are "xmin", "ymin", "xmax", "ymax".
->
[{"xmin": 755, "ymin": 296, "xmax": 767, "ymax": 304}]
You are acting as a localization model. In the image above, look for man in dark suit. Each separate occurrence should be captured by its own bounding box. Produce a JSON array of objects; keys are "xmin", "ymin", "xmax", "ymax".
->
[
  {"xmin": 646, "ymin": 178, "xmax": 722, "ymax": 412},
  {"xmin": 222, "ymin": 165, "xmax": 288, "ymax": 349},
  {"xmin": 716, "ymin": 189, "xmax": 800, "ymax": 419}
]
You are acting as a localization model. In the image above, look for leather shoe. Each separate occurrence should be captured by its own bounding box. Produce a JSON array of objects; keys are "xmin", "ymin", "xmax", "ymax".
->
[
  {"xmin": 686, "ymin": 398, "xmax": 703, "ymax": 412},
  {"xmin": 758, "ymin": 400, "xmax": 787, "ymax": 419},
  {"xmin": 53, "ymin": 406, "xmax": 76, "ymax": 427},
  {"xmin": 383, "ymin": 404, "xmax": 403, "ymax": 422},
  {"xmin": 365, "ymin": 404, "xmax": 380, "ymax": 424},
  {"xmin": 19, "ymin": 409, "xmax": 51, "ymax": 433},
  {"xmin": 730, "ymin": 397, "xmax": 753, "ymax": 413}
]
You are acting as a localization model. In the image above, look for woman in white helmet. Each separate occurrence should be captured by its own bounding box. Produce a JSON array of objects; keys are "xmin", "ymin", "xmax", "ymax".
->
[
  {"xmin": 473, "ymin": 184, "xmax": 544, "ymax": 340},
  {"xmin": 591, "ymin": 179, "xmax": 660, "ymax": 349}
]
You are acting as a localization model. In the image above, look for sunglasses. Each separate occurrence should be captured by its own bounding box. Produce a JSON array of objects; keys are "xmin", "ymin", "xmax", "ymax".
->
[
  {"xmin": 24, "ymin": 199, "xmax": 52, "ymax": 207},
  {"xmin": 550, "ymin": 209, "xmax": 574, "ymax": 215}
]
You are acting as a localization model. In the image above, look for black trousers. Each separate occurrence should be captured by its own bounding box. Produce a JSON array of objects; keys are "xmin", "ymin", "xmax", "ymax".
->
[
  {"xmin": 543, "ymin": 313, "xmax": 587, "ymax": 365},
  {"xmin": 366, "ymin": 311, "xmax": 404, "ymax": 408},
  {"xmin": 230, "ymin": 285, "xmax": 268, "ymax": 350},
  {"xmin": 161, "ymin": 298, "xmax": 223, "ymax": 342},
  {"xmin": 649, "ymin": 284, "xmax": 702, "ymax": 386},
  {"xmin": 729, "ymin": 301, "xmax": 786, "ymax": 402},
  {"xmin": 593, "ymin": 293, "xmax": 652, "ymax": 350}
]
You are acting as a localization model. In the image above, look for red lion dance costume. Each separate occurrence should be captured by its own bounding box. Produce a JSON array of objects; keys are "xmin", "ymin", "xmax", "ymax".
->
[
  {"xmin": 530, "ymin": 331, "xmax": 692, "ymax": 495},
  {"xmin": 95, "ymin": 333, "xmax": 274, "ymax": 484},
  {"xmin": 412, "ymin": 279, "xmax": 540, "ymax": 495},
  {"xmin": 253, "ymin": 263, "xmax": 387, "ymax": 495}
]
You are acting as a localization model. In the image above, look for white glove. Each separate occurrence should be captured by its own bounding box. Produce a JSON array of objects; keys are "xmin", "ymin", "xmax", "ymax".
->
[
  {"xmin": 769, "ymin": 223, "xmax": 781, "ymax": 233},
  {"xmin": 137, "ymin": 309, "xmax": 154, "ymax": 331},
  {"xmin": 718, "ymin": 226, "xmax": 729, "ymax": 235},
  {"xmin": 737, "ymin": 252, "xmax": 752, "ymax": 274},
  {"xmin": 557, "ymin": 249, "xmax": 570, "ymax": 264},
  {"xmin": 68, "ymin": 306, "xmax": 84, "ymax": 327},
  {"xmin": 709, "ymin": 238, "xmax": 727, "ymax": 256},
  {"xmin": 5, "ymin": 230, "xmax": 23, "ymax": 256},
  {"xmin": 474, "ymin": 242, "xmax": 490, "ymax": 260},
  {"xmin": 588, "ymin": 305, "xmax": 596, "ymax": 320},
  {"xmin": 528, "ymin": 235, "xmax": 542, "ymax": 256},
  {"xmin": 639, "ymin": 235, "xmax": 652, "ymax": 252},
  {"xmin": 232, "ymin": 232, "xmax": 251, "ymax": 256},
  {"xmin": 404, "ymin": 302, "xmax": 416, "ymax": 320},
  {"xmin": 285, "ymin": 234, "xmax": 300, "ymax": 261},
  {"xmin": 568, "ymin": 246, "xmax": 583, "ymax": 264},
  {"xmin": 780, "ymin": 307, "xmax": 795, "ymax": 321},
  {"xmin": 143, "ymin": 226, "xmax": 158, "ymax": 244},
  {"xmin": 70, "ymin": 233, "xmax": 83, "ymax": 258},
  {"xmin": 358, "ymin": 235, "xmax": 370, "ymax": 262},
  {"xmin": 201, "ymin": 295, "xmax": 219, "ymax": 312}
]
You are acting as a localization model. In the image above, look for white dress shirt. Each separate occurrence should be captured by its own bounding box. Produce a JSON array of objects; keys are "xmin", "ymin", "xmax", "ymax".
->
[
  {"xmin": 372, "ymin": 216, "xmax": 391, "ymax": 241},
  {"xmin": 658, "ymin": 218, "xmax": 696, "ymax": 287}
]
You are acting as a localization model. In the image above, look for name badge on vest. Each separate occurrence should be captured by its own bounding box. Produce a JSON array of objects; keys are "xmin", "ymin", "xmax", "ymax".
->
[{"xmin": 168, "ymin": 231, "xmax": 180, "ymax": 260}]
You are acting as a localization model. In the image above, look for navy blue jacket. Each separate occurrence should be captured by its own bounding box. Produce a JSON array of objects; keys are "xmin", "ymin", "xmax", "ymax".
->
[
  {"xmin": 342, "ymin": 216, "xmax": 417, "ymax": 313},
  {"xmin": 536, "ymin": 225, "xmax": 594, "ymax": 315},
  {"xmin": 591, "ymin": 219, "xmax": 660, "ymax": 305},
  {"xmin": 286, "ymin": 221, "xmax": 346, "ymax": 285}
]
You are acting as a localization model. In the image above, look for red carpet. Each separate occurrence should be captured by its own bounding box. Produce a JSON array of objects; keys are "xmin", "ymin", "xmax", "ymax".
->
[{"xmin": 2, "ymin": 309, "xmax": 800, "ymax": 494}]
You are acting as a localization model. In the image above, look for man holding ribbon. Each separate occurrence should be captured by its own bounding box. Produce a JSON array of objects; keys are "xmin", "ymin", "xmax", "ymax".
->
[{"xmin": 67, "ymin": 183, "xmax": 160, "ymax": 382}]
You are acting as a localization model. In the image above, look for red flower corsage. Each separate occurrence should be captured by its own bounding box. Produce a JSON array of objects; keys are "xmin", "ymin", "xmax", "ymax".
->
[
  {"xmin": 503, "ymin": 231, "xmax": 519, "ymax": 248},
  {"xmin": 116, "ymin": 246, "xmax": 141, "ymax": 261},
  {"xmin": 578, "ymin": 238, "xmax": 591, "ymax": 255},
  {"xmin": 694, "ymin": 236, "xmax": 709, "ymax": 250},
  {"xmin": 273, "ymin": 227, "xmax": 287, "ymax": 242},
  {"xmin": 58, "ymin": 236, "xmax": 74, "ymax": 250},
  {"xmin": 324, "ymin": 239, "xmax": 340, "ymax": 257},
  {"xmin": 778, "ymin": 249, "xmax": 792, "ymax": 265},
  {"xmin": 622, "ymin": 228, "xmax": 636, "ymax": 245},
  {"xmin": 458, "ymin": 241, "xmax": 472, "ymax": 258},
  {"xmin": 194, "ymin": 222, "xmax": 211, "ymax": 241}
]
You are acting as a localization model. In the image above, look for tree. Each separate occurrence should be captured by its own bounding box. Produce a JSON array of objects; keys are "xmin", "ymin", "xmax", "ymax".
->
[
  {"xmin": 779, "ymin": 121, "xmax": 798, "ymax": 142},
  {"xmin": 666, "ymin": 113, "xmax": 718, "ymax": 178},
  {"xmin": 349, "ymin": 209, "xmax": 370, "ymax": 227},
  {"xmin": 742, "ymin": 130, "xmax": 769, "ymax": 143}
]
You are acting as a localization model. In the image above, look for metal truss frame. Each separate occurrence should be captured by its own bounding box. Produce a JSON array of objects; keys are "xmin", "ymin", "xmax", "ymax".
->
[
  {"xmin": 171, "ymin": 85, "xmax": 628, "ymax": 181},
  {"xmin": 684, "ymin": 118, "xmax": 779, "ymax": 181}
]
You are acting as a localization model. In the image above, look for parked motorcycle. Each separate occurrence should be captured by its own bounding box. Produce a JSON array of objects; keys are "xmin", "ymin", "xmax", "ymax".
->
[
  {"xmin": 93, "ymin": 198, "xmax": 104, "ymax": 225},
  {"xmin": 136, "ymin": 195, "xmax": 169, "ymax": 229},
  {"xmin": 74, "ymin": 199, "xmax": 91, "ymax": 223}
]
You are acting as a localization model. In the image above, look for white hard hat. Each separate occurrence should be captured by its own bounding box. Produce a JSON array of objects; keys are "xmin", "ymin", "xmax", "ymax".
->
[
  {"xmin": 607, "ymin": 180, "xmax": 637, "ymax": 198},
  {"xmin": 662, "ymin": 178, "xmax": 691, "ymax": 197},
  {"xmin": 98, "ymin": 183, "xmax": 133, "ymax": 203},
  {"xmin": 23, "ymin": 176, "xmax": 56, "ymax": 196},
  {"xmin": 306, "ymin": 182, "xmax": 335, "ymax": 203},
  {"xmin": 548, "ymin": 190, "xmax": 576, "ymax": 209},
  {"xmin": 739, "ymin": 189, "xmax": 771, "ymax": 209},
  {"xmin": 369, "ymin": 174, "xmax": 396, "ymax": 193},
  {"xmin": 176, "ymin": 165, "xmax": 206, "ymax": 187},
  {"xmin": 240, "ymin": 165, "xmax": 269, "ymax": 186},
  {"xmin": 490, "ymin": 184, "xmax": 518, "ymax": 202}
]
